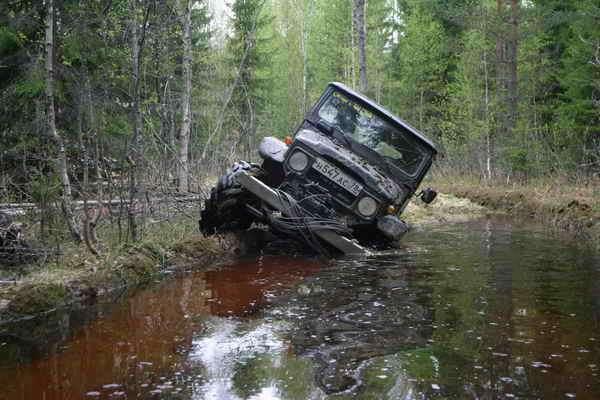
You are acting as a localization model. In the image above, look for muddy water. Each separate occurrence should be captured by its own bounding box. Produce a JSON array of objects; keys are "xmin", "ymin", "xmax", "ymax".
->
[{"xmin": 1, "ymin": 218, "xmax": 599, "ymax": 399}]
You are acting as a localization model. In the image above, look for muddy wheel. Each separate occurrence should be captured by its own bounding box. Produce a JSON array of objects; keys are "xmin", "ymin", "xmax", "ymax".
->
[{"xmin": 200, "ymin": 161, "xmax": 265, "ymax": 235}]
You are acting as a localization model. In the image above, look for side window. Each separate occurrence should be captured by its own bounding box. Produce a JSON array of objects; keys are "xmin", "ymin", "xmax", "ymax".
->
[{"xmin": 319, "ymin": 98, "xmax": 339, "ymax": 126}]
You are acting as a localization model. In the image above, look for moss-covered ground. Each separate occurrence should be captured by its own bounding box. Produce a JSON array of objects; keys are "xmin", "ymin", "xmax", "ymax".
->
[{"xmin": 0, "ymin": 216, "xmax": 238, "ymax": 322}]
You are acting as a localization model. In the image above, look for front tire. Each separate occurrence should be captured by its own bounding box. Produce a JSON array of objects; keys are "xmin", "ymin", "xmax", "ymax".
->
[{"xmin": 200, "ymin": 161, "xmax": 265, "ymax": 235}]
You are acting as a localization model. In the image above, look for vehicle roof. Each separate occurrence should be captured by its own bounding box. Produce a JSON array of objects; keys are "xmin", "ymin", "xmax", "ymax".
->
[{"xmin": 329, "ymin": 82, "xmax": 438, "ymax": 153}]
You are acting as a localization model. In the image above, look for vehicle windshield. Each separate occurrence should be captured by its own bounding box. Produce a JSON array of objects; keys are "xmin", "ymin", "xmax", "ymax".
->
[{"xmin": 317, "ymin": 90, "xmax": 429, "ymax": 176}]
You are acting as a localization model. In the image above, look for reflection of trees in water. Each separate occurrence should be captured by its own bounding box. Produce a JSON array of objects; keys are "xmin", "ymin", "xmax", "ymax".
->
[
  {"xmin": 281, "ymin": 255, "xmax": 433, "ymax": 394},
  {"xmin": 421, "ymin": 223, "xmax": 600, "ymax": 400}
]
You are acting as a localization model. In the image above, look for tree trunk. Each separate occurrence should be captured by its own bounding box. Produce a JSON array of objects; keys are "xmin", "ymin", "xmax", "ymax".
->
[
  {"xmin": 419, "ymin": 89, "xmax": 424, "ymax": 131},
  {"xmin": 301, "ymin": 1, "xmax": 313, "ymax": 114},
  {"xmin": 495, "ymin": 0, "xmax": 518, "ymax": 137},
  {"xmin": 507, "ymin": 0, "xmax": 519, "ymax": 132},
  {"xmin": 484, "ymin": 50, "xmax": 492, "ymax": 182},
  {"xmin": 353, "ymin": 0, "xmax": 368, "ymax": 93},
  {"xmin": 350, "ymin": 4, "xmax": 356, "ymax": 88},
  {"xmin": 45, "ymin": 0, "xmax": 82, "ymax": 243},
  {"xmin": 86, "ymin": 70, "xmax": 104, "ymax": 242},
  {"xmin": 127, "ymin": 0, "xmax": 148, "ymax": 242},
  {"xmin": 495, "ymin": 0, "xmax": 506, "ymax": 137},
  {"xmin": 78, "ymin": 90, "xmax": 99, "ymax": 256},
  {"xmin": 177, "ymin": 0, "xmax": 192, "ymax": 192}
]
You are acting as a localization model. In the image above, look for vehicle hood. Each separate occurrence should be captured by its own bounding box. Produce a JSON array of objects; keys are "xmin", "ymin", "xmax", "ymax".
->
[{"xmin": 294, "ymin": 129, "xmax": 402, "ymax": 202}]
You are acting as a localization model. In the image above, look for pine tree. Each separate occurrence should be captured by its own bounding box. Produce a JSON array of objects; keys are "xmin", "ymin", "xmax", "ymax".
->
[
  {"xmin": 391, "ymin": 5, "xmax": 449, "ymax": 136},
  {"xmin": 556, "ymin": 0, "xmax": 600, "ymax": 170},
  {"xmin": 228, "ymin": 0, "xmax": 271, "ymax": 158},
  {"xmin": 307, "ymin": 0, "xmax": 353, "ymax": 98},
  {"xmin": 445, "ymin": 22, "xmax": 496, "ymax": 178}
]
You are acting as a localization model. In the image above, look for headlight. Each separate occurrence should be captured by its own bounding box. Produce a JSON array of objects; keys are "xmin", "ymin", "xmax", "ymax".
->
[
  {"xmin": 357, "ymin": 196, "xmax": 378, "ymax": 217},
  {"xmin": 288, "ymin": 150, "xmax": 309, "ymax": 172}
]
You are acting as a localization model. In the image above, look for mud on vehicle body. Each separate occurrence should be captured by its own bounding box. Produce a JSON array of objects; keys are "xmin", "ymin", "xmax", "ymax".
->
[{"xmin": 200, "ymin": 82, "xmax": 438, "ymax": 254}]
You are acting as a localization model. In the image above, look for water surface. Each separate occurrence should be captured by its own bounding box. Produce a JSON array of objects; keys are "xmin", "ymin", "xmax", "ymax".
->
[{"xmin": 1, "ymin": 218, "xmax": 599, "ymax": 399}]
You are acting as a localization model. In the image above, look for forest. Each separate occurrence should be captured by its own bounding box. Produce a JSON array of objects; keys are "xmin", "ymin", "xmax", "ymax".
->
[
  {"xmin": 1, "ymin": 2, "xmax": 600, "ymax": 397},
  {"xmin": 0, "ymin": 0, "xmax": 598, "ymax": 250}
]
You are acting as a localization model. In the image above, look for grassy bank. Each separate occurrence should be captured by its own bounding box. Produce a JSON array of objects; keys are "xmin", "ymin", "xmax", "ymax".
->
[
  {"xmin": 0, "ymin": 216, "xmax": 238, "ymax": 323},
  {"xmin": 427, "ymin": 173, "xmax": 600, "ymax": 249}
]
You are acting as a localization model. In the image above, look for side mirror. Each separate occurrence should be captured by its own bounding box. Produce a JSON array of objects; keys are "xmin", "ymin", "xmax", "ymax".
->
[{"xmin": 420, "ymin": 188, "xmax": 437, "ymax": 204}]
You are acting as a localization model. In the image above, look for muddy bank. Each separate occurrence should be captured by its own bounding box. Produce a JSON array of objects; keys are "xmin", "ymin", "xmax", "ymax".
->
[
  {"xmin": 433, "ymin": 181, "xmax": 600, "ymax": 250},
  {"xmin": 0, "ymin": 234, "xmax": 239, "ymax": 323},
  {"xmin": 403, "ymin": 192, "xmax": 488, "ymax": 227}
]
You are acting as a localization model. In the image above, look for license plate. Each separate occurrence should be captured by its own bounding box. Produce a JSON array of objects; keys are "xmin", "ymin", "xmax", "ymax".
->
[{"xmin": 312, "ymin": 158, "xmax": 363, "ymax": 196}]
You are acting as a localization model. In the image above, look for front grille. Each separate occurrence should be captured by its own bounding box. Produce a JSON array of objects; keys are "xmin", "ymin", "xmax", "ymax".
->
[{"xmin": 306, "ymin": 169, "xmax": 356, "ymax": 206}]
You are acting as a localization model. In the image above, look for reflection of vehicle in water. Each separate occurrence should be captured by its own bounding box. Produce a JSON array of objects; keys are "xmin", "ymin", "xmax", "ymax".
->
[
  {"xmin": 274, "ymin": 254, "xmax": 434, "ymax": 395},
  {"xmin": 200, "ymin": 83, "xmax": 438, "ymax": 255}
]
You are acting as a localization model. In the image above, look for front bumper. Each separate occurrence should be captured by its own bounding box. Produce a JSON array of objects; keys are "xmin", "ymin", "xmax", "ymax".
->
[{"xmin": 235, "ymin": 171, "xmax": 366, "ymax": 255}]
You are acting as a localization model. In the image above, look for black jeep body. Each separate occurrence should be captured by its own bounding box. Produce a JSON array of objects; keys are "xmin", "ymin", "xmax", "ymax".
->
[{"xmin": 200, "ymin": 83, "xmax": 437, "ymax": 254}]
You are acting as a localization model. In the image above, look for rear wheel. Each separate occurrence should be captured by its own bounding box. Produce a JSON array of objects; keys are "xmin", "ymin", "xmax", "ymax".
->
[{"xmin": 200, "ymin": 161, "xmax": 265, "ymax": 235}]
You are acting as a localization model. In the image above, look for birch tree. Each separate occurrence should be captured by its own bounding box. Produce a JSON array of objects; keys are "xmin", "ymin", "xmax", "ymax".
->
[
  {"xmin": 45, "ymin": 0, "xmax": 82, "ymax": 242},
  {"xmin": 353, "ymin": 0, "xmax": 368, "ymax": 93},
  {"xmin": 127, "ymin": 0, "xmax": 151, "ymax": 241},
  {"xmin": 177, "ymin": 0, "xmax": 193, "ymax": 192}
]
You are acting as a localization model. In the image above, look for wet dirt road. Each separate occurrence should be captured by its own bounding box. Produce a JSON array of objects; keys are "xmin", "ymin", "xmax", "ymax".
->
[{"xmin": 1, "ymin": 217, "xmax": 599, "ymax": 399}]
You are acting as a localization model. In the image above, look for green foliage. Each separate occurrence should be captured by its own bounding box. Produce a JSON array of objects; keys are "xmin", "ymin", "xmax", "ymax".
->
[
  {"xmin": 105, "ymin": 114, "xmax": 131, "ymax": 138},
  {"xmin": 62, "ymin": 35, "xmax": 83, "ymax": 67},
  {"xmin": 556, "ymin": 0, "xmax": 599, "ymax": 155},
  {"xmin": 504, "ymin": 147, "xmax": 529, "ymax": 174},
  {"xmin": 14, "ymin": 78, "xmax": 44, "ymax": 98},
  {"xmin": 227, "ymin": 0, "xmax": 273, "ymax": 153},
  {"xmin": 391, "ymin": 6, "xmax": 449, "ymax": 136},
  {"xmin": 29, "ymin": 173, "xmax": 61, "ymax": 205},
  {"xmin": 443, "ymin": 23, "xmax": 494, "ymax": 174},
  {"xmin": 308, "ymin": 0, "xmax": 353, "ymax": 98},
  {"xmin": 0, "ymin": 26, "xmax": 22, "ymax": 55},
  {"xmin": 1, "ymin": 0, "xmax": 599, "ymax": 209}
]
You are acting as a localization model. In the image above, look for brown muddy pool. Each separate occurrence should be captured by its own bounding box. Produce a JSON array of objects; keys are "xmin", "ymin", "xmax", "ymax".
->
[{"xmin": 0, "ymin": 218, "xmax": 599, "ymax": 399}]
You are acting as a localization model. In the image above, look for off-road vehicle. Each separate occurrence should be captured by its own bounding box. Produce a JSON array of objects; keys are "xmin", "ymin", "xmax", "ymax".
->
[{"xmin": 200, "ymin": 82, "xmax": 438, "ymax": 254}]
